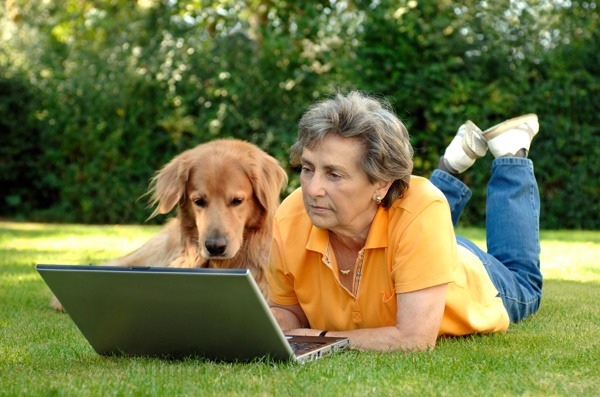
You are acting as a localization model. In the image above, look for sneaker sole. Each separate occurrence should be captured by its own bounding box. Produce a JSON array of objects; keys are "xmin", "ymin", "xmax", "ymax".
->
[
  {"xmin": 461, "ymin": 120, "xmax": 487, "ymax": 159},
  {"xmin": 482, "ymin": 114, "xmax": 538, "ymax": 140}
]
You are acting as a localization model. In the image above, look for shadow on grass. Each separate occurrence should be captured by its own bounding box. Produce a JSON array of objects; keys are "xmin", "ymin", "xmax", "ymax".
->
[
  {"xmin": 455, "ymin": 227, "xmax": 600, "ymax": 245},
  {"xmin": 0, "ymin": 223, "xmax": 159, "ymax": 241},
  {"xmin": 540, "ymin": 229, "xmax": 600, "ymax": 244},
  {"xmin": 0, "ymin": 248, "xmax": 111, "ymax": 276}
]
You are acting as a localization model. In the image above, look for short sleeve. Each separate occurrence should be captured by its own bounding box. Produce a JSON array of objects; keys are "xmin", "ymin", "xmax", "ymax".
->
[
  {"xmin": 391, "ymin": 198, "xmax": 459, "ymax": 294},
  {"xmin": 267, "ymin": 218, "xmax": 300, "ymax": 305}
]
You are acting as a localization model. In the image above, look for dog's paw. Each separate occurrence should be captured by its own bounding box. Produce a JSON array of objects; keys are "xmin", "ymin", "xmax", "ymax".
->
[{"xmin": 50, "ymin": 295, "xmax": 65, "ymax": 312}]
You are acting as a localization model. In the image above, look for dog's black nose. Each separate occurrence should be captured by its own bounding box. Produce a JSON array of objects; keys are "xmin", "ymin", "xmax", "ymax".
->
[{"xmin": 205, "ymin": 237, "xmax": 228, "ymax": 256}]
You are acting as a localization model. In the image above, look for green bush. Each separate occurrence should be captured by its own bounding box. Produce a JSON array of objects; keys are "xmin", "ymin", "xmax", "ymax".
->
[
  {"xmin": 344, "ymin": 1, "xmax": 600, "ymax": 229},
  {"xmin": 0, "ymin": 75, "xmax": 56, "ymax": 220},
  {"xmin": 0, "ymin": 1, "xmax": 598, "ymax": 228}
]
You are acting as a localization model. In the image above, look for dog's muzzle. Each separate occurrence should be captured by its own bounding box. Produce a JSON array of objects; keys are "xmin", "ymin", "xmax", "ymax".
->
[{"xmin": 205, "ymin": 237, "xmax": 228, "ymax": 256}]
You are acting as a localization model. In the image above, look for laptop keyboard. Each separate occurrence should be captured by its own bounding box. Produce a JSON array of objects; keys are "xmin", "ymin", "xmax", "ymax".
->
[{"xmin": 289, "ymin": 341, "xmax": 324, "ymax": 353}]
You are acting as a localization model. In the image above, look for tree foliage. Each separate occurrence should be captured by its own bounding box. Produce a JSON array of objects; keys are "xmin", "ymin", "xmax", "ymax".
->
[{"xmin": 1, "ymin": 0, "xmax": 599, "ymax": 228}]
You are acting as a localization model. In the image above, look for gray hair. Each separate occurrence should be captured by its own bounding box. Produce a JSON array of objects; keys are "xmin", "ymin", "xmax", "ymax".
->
[{"xmin": 290, "ymin": 91, "xmax": 414, "ymax": 207}]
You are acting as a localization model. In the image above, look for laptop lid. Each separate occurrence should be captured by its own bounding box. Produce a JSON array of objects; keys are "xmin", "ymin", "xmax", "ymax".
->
[{"xmin": 36, "ymin": 264, "xmax": 349, "ymax": 363}]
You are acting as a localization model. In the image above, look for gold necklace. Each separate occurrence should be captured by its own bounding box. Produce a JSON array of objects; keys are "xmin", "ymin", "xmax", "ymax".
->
[
  {"xmin": 338, "ymin": 256, "xmax": 355, "ymax": 275},
  {"xmin": 326, "ymin": 236, "xmax": 355, "ymax": 276}
]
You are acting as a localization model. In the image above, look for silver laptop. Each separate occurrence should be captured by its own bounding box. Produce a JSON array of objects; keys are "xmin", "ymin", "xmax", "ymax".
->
[{"xmin": 36, "ymin": 264, "xmax": 349, "ymax": 363}]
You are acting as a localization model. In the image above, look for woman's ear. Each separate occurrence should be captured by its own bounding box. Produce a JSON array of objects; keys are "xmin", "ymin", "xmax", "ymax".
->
[{"xmin": 374, "ymin": 180, "xmax": 393, "ymax": 202}]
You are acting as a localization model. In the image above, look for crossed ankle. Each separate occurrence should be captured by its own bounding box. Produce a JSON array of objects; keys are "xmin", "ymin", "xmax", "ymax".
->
[
  {"xmin": 438, "ymin": 156, "xmax": 460, "ymax": 176},
  {"xmin": 515, "ymin": 148, "xmax": 527, "ymax": 158},
  {"xmin": 498, "ymin": 148, "xmax": 528, "ymax": 158}
]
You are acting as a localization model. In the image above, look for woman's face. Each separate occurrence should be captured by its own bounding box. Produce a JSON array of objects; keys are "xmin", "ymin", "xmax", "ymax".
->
[{"xmin": 300, "ymin": 134, "xmax": 385, "ymax": 238}]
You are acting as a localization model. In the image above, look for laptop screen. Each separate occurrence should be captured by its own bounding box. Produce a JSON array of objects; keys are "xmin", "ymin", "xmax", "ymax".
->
[{"xmin": 37, "ymin": 265, "xmax": 295, "ymax": 361}]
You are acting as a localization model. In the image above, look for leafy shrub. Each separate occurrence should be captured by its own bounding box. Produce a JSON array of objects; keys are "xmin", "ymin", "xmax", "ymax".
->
[{"xmin": 0, "ymin": 1, "xmax": 598, "ymax": 228}]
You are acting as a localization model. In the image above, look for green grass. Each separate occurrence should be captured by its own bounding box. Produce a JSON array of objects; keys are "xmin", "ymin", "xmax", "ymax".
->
[{"xmin": 1, "ymin": 222, "xmax": 599, "ymax": 396}]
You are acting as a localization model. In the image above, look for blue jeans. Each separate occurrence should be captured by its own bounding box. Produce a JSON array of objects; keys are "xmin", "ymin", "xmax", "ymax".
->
[{"xmin": 430, "ymin": 157, "xmax": 542, "ymax": 323}]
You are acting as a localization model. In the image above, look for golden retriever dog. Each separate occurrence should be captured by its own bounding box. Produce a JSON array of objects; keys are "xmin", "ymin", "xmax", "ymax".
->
[{"xmin": 51, "ymin": 139, "xmax": 287, "ymax": 311}]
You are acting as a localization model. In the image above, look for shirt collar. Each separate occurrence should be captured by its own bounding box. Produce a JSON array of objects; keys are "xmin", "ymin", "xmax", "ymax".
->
[{"xmin": 364, "ymin": 206, "xmax": 389, "ymax": 249}]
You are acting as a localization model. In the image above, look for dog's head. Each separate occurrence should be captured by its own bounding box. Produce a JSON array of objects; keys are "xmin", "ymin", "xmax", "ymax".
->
[{"xmin": 146, "ymin": 139, "xmax": 287, "ymax": 261}]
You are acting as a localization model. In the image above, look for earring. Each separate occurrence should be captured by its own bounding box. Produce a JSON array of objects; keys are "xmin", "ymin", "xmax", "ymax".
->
[{"xmin": 376, "ymin": 195, "xmax": 382, "ymax": 205}]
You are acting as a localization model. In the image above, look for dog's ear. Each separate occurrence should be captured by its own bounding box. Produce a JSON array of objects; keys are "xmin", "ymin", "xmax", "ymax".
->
[
  {"xmin": 146, "ymin": 153, "xmax": 190, "ymax": 219},
  {"xmin": 247, "ymin": 150, "xmax": 288, "ymax": 221}
]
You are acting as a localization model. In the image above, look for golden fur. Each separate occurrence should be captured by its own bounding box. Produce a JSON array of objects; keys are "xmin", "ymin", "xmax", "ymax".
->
[{"xmin": 51, "ymin": 139, "xmax": 287, "ymax": 310}]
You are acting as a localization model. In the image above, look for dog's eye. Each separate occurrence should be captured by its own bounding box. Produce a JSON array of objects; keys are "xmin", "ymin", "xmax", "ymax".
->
[
  {"xmin": 231, "ymin": 198, "xmax": 243, "ymax": 206},
  {"xmin": 193, "ymin": 198, "xmax": 206, "ymax": 208}
]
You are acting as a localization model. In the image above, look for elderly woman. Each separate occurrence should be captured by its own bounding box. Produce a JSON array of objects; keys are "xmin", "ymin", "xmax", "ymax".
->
[{"xmin": 268, "ymin": 91, "xmax": 542, "ymax": 352}]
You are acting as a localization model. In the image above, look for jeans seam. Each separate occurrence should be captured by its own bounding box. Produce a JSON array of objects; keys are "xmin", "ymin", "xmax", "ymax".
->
[
  {"xmin": 497, "ymin": 291, "xmax": 542, "ymax": 306},
  {"xmin": 451, "ymin": 188, "xmax": 470, "ymax": 218},
  {"xmin": 528, "ymin": 166, "xmax": 540, "ymax": 238}
]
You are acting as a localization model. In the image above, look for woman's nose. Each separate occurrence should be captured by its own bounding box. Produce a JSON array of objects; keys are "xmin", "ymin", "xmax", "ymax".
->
[{"xmin": 304, "ymin": 173, "xmax": 325, "ymax": 198}]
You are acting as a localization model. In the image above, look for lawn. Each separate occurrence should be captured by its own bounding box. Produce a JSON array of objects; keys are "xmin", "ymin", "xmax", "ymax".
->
[{"xmin": 1, "ymin": 221, "xmax": 599, "ymax": 396}]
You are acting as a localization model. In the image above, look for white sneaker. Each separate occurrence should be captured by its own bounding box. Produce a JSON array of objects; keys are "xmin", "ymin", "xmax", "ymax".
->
[
  {"xmin": 482, "ymin": 114, "xmax": 539, "ymax": 158},
  {"xmin": 443, "ymin": 120, "xmax": 487, "ymax": 174}
]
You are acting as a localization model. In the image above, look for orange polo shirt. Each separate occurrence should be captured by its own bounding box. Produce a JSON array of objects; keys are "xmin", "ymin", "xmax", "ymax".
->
[{"xmin": 268, "ymin": 176, "xmax": 509, "ymax": 336}]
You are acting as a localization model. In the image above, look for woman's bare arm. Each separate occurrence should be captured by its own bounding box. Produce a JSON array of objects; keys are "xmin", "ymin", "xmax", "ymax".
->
[
  {"xmin": 268, "ymin": 300, "xmax": 310, "ymax": 331},
  {"xmin": 281, "ymin": 283, "xmax": 448, "ymax": 352}
]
